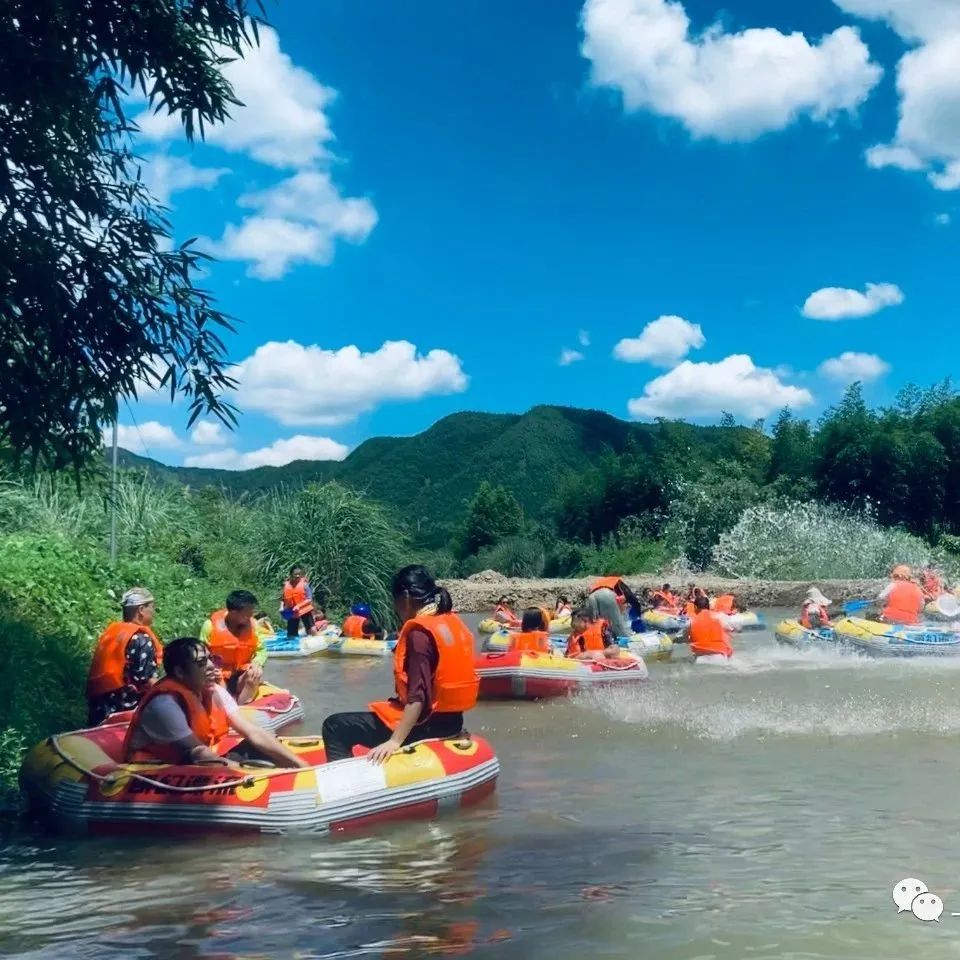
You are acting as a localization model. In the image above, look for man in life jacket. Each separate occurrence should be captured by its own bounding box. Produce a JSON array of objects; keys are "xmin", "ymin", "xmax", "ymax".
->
[
  {"xmin": 565, "ymin": 609, "xmax": 621, "ymax": 660},
  {"xmin": 585, "ymin": 576, "xmax": 634, "ymax": 638},
  {"xmin": 711, "ymin": 594, "xmax": 739, "ymax": 616},
  {"xmin": 920, "ymin": 565, "xmax": 945, "ymax": 602},
  {"xmin": 123, "ymin": 636, "xmax": 307, "ymax": 768},
  {"xmin": 508, "ymin": 608, "xmax": 552, "ymax": 654},
  {"xmin": 282, "ymin": 565, "xmax": 321, "ymax": 638},
  {"xmin": 200, "ymin": 589, "xmax": 266, "ymax": 705},
  {"xmin": 322, "ymin": 564, "xmax": 478, "ymax": 764},
  {"xmin": 342, "ymin": 603, "xmax": 384, "ymax": 639},
  {"xmin": 688, "ymin": 595, "xmax": 733, "ymax": 659},
  {"xmin": 800, "ymin": 587, "xmax": 832, "ymax": 629},
  {"xmin": 86, "ymin": 587, "xmax": 163, "ymax": 726},
  {"xmin": 878, "ymin": 565, "xmax": 925, "ymax": 625},
  {"xmin": 493, "ymin": 596, "xmax": 520, "ymax": 627}
]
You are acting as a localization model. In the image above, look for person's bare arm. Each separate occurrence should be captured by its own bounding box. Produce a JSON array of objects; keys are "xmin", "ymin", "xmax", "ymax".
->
[{"xmin": 228, "ymin": 711, "xmax": 309, "ymax": 768}]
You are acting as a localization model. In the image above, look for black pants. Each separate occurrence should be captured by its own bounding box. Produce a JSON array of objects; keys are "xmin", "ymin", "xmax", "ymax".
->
[
  {"xmin": 287, "ymin": 611, "xmax": 315, "ymax": 638},
  {"xmin": 321, "ymin": 710, "xmax": 465, "ymax": 762}
]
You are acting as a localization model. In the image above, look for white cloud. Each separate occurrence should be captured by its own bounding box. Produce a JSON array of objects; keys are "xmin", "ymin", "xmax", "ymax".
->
[
  {"xmin": 141, "ymin": 154, "xmax": 229, "ymax": 206},
  {"xmin": 210, "ymin": 171, "xmax": 377, "ymax": 279},
  {"xmin": 801, "ymin": 282, "xmax": 904, "ymax": 320},
  {"xmin": 559, "ymin": 348, "xmax": 585, "ymax": 366},
  {"xmin": 232, "ymin": 339, "xmax": 469, "ymax": 427},
  {"xmin": 184, "ymin": 435, "xmax": 349, "ymax": 470},
  {"xmin": 190, "ymin": 420, "xmax": 229, "ymax": 446},
  {"xmin": 578, "ymin": 329, "xmax": 591, "ymax": 347},
  {"xmin": 836, "ymin": 3, "xmax": 960, "ymax": 190},
  {"xmin": 108, "ymin": 421, "xmax": 182, "ymax": 455},
  {"xmin": 136, "ymin": 26, "xmax": 335, "ymax": 169},
  {"xmin": 936, "ymin": 212, "xmax": 952, "ymax": 225},
  {"xmin": 613, "ymin": 315, "xmax": 705, "ymax": 366},
  {"xmin": 818, "ymin": 351, "xmax": 890, "ymax": 382},
  {"xmin": 581, "ymin": 0, "xmax": 881, "ymax": 141},
  {"xmin": 627, "ymin": 354, "xmax": 813, "ymax": 419}
]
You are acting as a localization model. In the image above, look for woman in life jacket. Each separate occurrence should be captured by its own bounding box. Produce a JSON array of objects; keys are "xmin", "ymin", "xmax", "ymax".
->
[
  {"xmin": 565, "ymin": 609, "xmax": 620, "ymax": 660},
  {"xmin": 688, "ymin": 595, "xmax": 733, "ymax": 659},
  {"xmin": 555, "ymin": 595, "xmax": 572, "ymax": 618},
  {"xmin": 800, "ymin": 587, "xmax": 832, "ymax": 629},
  {"xmin": 282, "ymin": 565, "xmax": 322, "ymax": 638},
  {"xmin": 920, "ymin": 564, "xmax": 945, "ymax": 601},
  {"xmin": 508, "ymin": 608, "xmax": 552, "ymax": 653},
  {"xmin": 123, "ymin": 636, "xmax": 306, "ymax": 769},
  {"xmin": 493, "ymin": 596, "xmax": 520, "ymax": 627},
  {"xmin": 321, "ymin": 565, "xmax": 479, "ymax": 765},
  {"xmin": 200, "ymin": 589, "xmax": 267, "ymax": 705},
  {"xmin": 86, "ymin": 586, "xmax": 163, "ymax": 726},
  {"xmin": 651, "ymin": 583, "xmax": 680, "ymax": 612}
]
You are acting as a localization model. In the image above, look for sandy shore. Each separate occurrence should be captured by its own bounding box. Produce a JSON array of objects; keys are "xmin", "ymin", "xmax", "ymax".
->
[{"xmin": 441, "ymin": 572, "xmax": 886, "ymax": 613}]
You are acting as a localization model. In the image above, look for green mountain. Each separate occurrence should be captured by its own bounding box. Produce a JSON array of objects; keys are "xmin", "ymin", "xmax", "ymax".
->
[{"xmin": 116, "ymin": 404, "xmax": 745, "ymax": 532}]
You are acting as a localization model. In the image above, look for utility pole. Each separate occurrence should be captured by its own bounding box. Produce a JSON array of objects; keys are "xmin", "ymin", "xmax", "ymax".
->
[{"xmin": 109, "ymin": 416, "xmax": 118, "ymax": 563}]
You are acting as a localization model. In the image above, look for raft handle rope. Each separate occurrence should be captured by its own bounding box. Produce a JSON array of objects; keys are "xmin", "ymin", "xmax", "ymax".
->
[{"xmin": 45, "ymin": 733, "xmax": 477, "ymax": 794}]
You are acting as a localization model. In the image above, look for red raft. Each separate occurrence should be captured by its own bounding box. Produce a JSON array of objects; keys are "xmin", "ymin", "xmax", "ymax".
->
[
  {"xmin": 19, "ymin": 722, "xmax": 499, "ymax": 837},
  {"xmin": 475, "ymin": 650, "xmax": 648, "ymax": 700}
]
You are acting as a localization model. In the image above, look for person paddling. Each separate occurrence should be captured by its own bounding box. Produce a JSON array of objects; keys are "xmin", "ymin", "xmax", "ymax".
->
[
  {"xmin": 321, "ymin": 565, "xmax": 479, "ymax": 764},
  {"xmin": 86, "ymin": 587, "xmax": 163, "ymax": 726}
]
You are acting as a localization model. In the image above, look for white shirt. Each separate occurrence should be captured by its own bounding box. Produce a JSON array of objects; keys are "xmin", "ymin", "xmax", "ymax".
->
[{"xmin": 126, "ymin": 685, "xmax": 241, "ymax": 752}]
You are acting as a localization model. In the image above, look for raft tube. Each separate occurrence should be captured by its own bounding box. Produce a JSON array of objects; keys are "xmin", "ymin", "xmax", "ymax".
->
[
  {"xmin": 477, "ymin": 615, "xmax": 571, "ymax": 636},
  {"xmin": 263, "ymin": 624, "xmax": 342, "ymax": 659},
  {"xmin": 475, "ymin": 650, "xmax": 647, "ymax": 699},
  {"xmin": 643, "ymin": 609, "xmax": 765, "ymax": 634},
  {"xmin": 481, "ymin": 628, "xmax": 672, "ymax": 660},
  {"xmin": 20, "ymin": 725, "xmax": 499, "ymax": 837},
  {"xmin": 774, "ymin": 619, "xmax": 837, "ymax": 648},
  {"xmin": 318, "ymin": 635, "xmax": 397, "ymax": 658},
  {"xmin": 833, "ymin": 617, "xmax": 960, "ymax": 657}
]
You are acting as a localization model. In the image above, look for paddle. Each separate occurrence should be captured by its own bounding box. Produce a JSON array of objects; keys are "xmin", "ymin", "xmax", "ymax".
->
[{"xmin": 842, "ymin": 599, "xmax": 875, "ymax": 614}]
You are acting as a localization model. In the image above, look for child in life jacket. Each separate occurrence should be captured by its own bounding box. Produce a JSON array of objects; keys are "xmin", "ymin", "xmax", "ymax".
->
[
  {"xmin": 565, "ymin": 609, "xmax": 621, "ymax": 660},
  {"xmin": 508, "ymin": 608, "xmax": 552, "ymax": 654}
]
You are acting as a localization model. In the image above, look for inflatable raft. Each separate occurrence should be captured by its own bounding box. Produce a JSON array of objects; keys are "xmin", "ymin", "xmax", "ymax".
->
[
  {"xmin": 774, "ymin": 619, "xmax": 837, "ymax": 648},
  {"xmin": 481, "ymin": 627, "xmax": 672, "ymax": 660},
  {"xmin": 833, "ymin": 617, "xmax": 960, "ymax": 657},
  {"xmin": 475, "ymin": 650, "xmax": 647, "ymax": 699},
  {"xmin": 477, "ymin": 615, "xmax": 571, "ymax": 635},
  {"xmin": 263, "ymin": 624, "xmax": 342, "ymax": 659},
  {"xmin": 643, "ymin": 609, "xmax": 765, "ymax": 634},
  {"xmin": 318, "ymin": 635, "xmax": 397, "ymax": 658},
  {"xmin": 20, "ymin": 725, "xmax": 499, "ymax": 837}
]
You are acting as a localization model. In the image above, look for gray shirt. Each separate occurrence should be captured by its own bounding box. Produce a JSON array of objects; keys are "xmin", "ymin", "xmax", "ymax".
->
[{"xmin": 585, "ymin": 587, "xmax": 631, "ymax": 637}]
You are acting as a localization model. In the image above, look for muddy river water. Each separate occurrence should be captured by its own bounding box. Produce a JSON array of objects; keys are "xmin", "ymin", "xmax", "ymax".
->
[{"xmin": 3, "ymin": 609, "xmax": 960, "ymax": 958}]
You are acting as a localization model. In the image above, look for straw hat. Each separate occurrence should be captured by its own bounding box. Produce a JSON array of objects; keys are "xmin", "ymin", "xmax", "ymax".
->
[{"xmin": 805, "ymin": 586, "xmax": 831, "ymax": 606}]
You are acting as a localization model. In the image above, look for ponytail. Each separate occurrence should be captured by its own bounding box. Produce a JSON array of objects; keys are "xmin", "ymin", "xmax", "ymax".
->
[{"xmin": 392, "ymin": 564, "xmax": 453, "ymax": 614}]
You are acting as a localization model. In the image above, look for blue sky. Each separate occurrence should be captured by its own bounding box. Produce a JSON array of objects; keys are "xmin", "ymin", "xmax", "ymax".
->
[{"xmin": 122, "ymin": 0, "xmax": 960, "ymax": 467}]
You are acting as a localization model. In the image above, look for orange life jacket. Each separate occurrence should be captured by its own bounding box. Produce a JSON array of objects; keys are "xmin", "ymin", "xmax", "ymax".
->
[
  {"xmin": 800, "ymin": 602, "xmax": 831, "ymax": 629},
  {"xmin": 86, "ymin": 622, "xmax": 163, "ymax": 698},
  {"xmin": 689, "ymin": 610, "xmax": 733, "ymax": 658},
  {"xmin": 283, "ymin": 579, "xmax": 314, "ymax": 617},
  {"xmin": 882, "ymin": 581, "xmax": 924, "ymax": 625},
  {"xmin": 206, "ymin": 608, "xmax": 258, "ymax": 680},
  {"xmin": 683, "ymin": 601, "xmax": 696, "ymax": 618},
  {"xmin": 712, "ymin": 594, "xmax": 735, "ymax": 615},
  {"xmin": 565, "ymin": 620, "xmax": 607, "ymax": 657},
  {"xmin": 342, "ymin": 614, "xmax": 373, "ymax": 638},
  {"xmin": 370, "ymin": 613, "xmax": 479, "ymax": 729},
  {"xmin": 122, "ymin": 677, "xmax": 230, "ymax": 763},
  {"xmin": 652, "ymin": 590, "xmax": 679, "ymax": 612},
  {"xmin": 590, "ymin": 577, "xmax": 623, "ymax": 594},
  {"xmin": 509, "ymin": 631, "xmax": 551, "ymax": 653}
]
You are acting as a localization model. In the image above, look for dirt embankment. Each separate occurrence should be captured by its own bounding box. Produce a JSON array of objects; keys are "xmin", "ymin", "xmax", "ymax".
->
[{"xmin": 441, "ymin": 571, "xmax": 886, "ymax": 613}]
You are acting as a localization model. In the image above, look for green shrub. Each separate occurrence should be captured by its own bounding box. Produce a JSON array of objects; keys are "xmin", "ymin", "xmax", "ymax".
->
[{"xmin": 463, "ymin": 536, "xmax": 545, "ymax": 578}]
